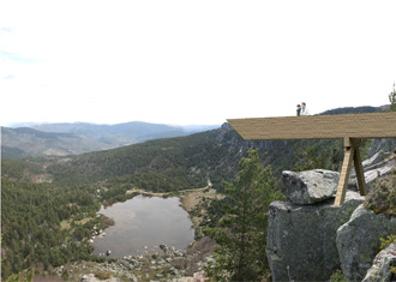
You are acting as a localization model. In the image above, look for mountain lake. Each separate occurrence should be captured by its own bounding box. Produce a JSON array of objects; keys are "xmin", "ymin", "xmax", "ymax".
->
[{"xmin": 93, "ymin": 195, "xmax": 195, "ymax": 258}]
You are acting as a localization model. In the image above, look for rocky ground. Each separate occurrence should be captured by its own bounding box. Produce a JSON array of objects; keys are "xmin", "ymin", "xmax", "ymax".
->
[
  {"xmin": 180, "ymin": 187, "xmax": 224, "ymax": 230},
  {"xmin": 49, "ymin": 241, "xmax": 215, "ymax": 282}
]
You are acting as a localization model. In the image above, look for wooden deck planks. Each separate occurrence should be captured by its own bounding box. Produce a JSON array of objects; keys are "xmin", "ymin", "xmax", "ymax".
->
[{"xmin": 228, "ymin": 112, "xmax": 396, "ymax": 140}]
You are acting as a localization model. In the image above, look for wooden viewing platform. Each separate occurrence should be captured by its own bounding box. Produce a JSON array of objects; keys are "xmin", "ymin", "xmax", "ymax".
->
[{"xmin": 228, "ymin": 112, "xmax": 396, "ymax": 206}]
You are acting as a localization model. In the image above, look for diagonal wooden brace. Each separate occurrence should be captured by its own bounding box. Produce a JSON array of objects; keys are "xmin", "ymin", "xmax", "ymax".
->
[
  {"xmin": 334, "ymin": 137, "xmax": 366, "ymax": 206},
  {"xmin": 353, "ymin": 140, "xmax": 367, "ymax": 197}
]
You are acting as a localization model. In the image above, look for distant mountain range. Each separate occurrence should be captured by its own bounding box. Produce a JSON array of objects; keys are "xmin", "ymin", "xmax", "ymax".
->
[{"xmin": 1, "ymin": 122, "xmax": 219, "ymax": 159}]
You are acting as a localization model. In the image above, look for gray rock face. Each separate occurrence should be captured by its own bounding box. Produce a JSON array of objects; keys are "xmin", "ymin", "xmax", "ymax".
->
[
  {"xmin": 349, "ymin": 152, "xmax": 396, "ymax": 191},
  {"xmin": 363, "ymin": 242, "xmax": 396, "ymax": 282},
  {"xmin": 362, "ymin": 150, "xmax": 390, "ymax": 168},
  {"xmin": 336, "ymin": 205, "xmax": 396, "ymax": 281},
  {"xmin": 266, "ymin": 191, "xmax": 364, "ymax": 281},
  {"xmin": 281, "ymin": 169, "xmax": 339, "ymax": 205}
]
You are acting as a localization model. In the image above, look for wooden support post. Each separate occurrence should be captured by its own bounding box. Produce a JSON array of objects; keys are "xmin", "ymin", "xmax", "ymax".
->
[
  {"xmin": 334, "ymin": 138, "xmax": 355, "ymax": 206},
  {"xmin": 352, "ymin": 139, "xmax": 367, "ymax": 196}
]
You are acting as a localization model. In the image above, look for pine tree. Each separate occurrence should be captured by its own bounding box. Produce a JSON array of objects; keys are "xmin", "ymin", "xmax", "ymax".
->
[
  {"xmin": 389, "ymin": 82, "xmax": 396, "ymax": 112},
  {"xmin": 208, "ymin": 149, "xmax": 284, "ymax": 281}
]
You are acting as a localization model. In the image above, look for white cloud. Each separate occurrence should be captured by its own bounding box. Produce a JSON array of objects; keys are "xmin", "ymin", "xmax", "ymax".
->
[{"xmin": 1, "ymin": 0, "xmax": 395, "ymax": 125}]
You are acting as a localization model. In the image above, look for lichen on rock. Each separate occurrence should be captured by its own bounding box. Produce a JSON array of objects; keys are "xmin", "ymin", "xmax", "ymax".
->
[
  {"xmin": 362, "ymin": 242, "xmax": 396, "ymax": 282},
  {"xmin": 281, "ymin": 169, "xmax": 339, "ymax": 205},
  {"xmin": 364, "ymin": 172, "xmax": 396, "ymax": 216},
  {"xmin": 336, "ymin": 205, "xmax": 396, "ymax": 281},
  {"xmin": 266, "ymin": 191, "xmax": 363, "ymax": 281}
]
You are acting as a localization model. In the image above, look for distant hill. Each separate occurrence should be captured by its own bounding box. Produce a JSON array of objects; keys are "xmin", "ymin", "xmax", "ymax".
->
[
  {"xmin": 1, "ymin": 127, "xmax": 105, "ymax": 158},
  {"xmin": 320, "ymin": 106, "xmax": 379, "ymax": 115},
  {"xmin": 1, "ymin": 122, "xmax": 219, "ymax": 159},
  {"xmin": 46, "ymin": 106, "xmax": 395, "ymax": 192},
  {"xmin": 30, "ymin": 122, "xmax": 214, "ymax": 144}
]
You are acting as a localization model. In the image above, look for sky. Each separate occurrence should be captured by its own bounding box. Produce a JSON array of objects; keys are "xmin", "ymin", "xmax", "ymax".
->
[{"xmin": 1, "ymin": 0, "xmax": 396, "ymax": 126}]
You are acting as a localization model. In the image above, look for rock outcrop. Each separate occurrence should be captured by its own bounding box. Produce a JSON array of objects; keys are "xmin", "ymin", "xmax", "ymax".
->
[
  {"xmin": 266, "ymin": 191, "xmax": 364, "ymax": 281},
  {"xmin": 281, "ymin": 169, "xmax": 339, "ymax": 204},
  {"xmin": 362, "ymin": 242, "xmax": 396, "ymax": 282},
  {"xmin": 336, "ymin": 205, "xmax": 396, "ymax": 281}
]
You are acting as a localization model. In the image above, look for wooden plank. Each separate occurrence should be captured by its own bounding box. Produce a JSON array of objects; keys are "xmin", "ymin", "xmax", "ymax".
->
[
  {"xmin": 228, "ymin": 112, "xmax": 396, "ymax": 140},
  {"xmin": 353, "ymin": 144, "xmax": 367, "ymax": 196},
  {"xmin": 334, "ymin": 141, "xmax": 355, "ymax": 206}
]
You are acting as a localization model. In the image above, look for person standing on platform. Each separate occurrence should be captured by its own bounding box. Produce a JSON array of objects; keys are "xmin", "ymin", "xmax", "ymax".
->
[
  {"xmin": 296, "ymin": 104, "xmax": 301, "ymax": 116},
  {"xmin": 301, "ymin": 102, "xmax": 309, "ymax": 115}
]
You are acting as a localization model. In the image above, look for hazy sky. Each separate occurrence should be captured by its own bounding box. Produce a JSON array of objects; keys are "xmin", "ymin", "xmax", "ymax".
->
[{"xmin": 1, "ymin": 1, "xmax": 395, "ymax": 125}]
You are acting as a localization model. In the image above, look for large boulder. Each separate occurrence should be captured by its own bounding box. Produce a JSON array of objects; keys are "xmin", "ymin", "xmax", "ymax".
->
[
  {"xmin": 336, "ymin": 205, "xmax": 396, "ymax": 281},
  {"xmin": 281, "ymin": 169, "xmax": 339, "ymax": 205},
  {"xmin": 362, "ymin": 242, "xmax": 396, "ymax": 282},
  {"xmin": 266, "ymin": 191, "xmax": 364, "ymax": 281}
]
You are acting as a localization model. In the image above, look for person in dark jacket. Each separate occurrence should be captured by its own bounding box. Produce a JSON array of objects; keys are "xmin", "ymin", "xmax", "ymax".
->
[{"xmin": 296, "ymin": 104, "xmax": 301, "ymax": 116}]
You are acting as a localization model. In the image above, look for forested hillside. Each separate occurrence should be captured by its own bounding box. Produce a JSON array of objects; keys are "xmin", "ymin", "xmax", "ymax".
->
[
  {"xmin": 47, "ymin": 124, "xmax": 347, "ymax": 192},
  {"xmin": 1, "ymin": 179, "xmax": 101, "ymax": 278},
  {"xmin": 46, "ymin": 106, "xmax": 387, "ymax": 191}
]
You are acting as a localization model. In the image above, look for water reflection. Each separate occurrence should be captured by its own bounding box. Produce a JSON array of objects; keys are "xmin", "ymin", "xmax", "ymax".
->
[{"xmin": 93, "ymin": 195, "xmax": 194, "ymax": 258}]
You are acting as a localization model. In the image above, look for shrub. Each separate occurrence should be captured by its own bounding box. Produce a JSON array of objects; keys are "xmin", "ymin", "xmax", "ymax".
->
[
  {"xmin": 330, "ymin": 270, "xmax": 347, "ymax": 282},
  {"xmin": 364, "ymin": 172, "xmax": 396, "ymax": 216},
  {"xmin": 380, "ymin": 234, "xmax": 396, "ymax": 250}
]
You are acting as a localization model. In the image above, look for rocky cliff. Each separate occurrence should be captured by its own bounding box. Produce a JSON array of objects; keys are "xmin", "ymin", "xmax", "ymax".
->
[
  {"xmin": 266, "ymin": 150, "xmax": 395, "ymax": 281},
  {"xmin": 266, "ymin": 169, "xmax": 364, "ymax": 281},
  {"xmin": 337, "ymin": 205, "xmax": 396, "ymax": 281}
]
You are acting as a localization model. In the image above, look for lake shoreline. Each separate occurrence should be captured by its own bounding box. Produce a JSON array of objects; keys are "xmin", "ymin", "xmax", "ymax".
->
[
  {"xmin": 122, "ymin": 186, "xmax": 223, "ymax": 232},
  {"xmin": 33, "ymin": 187, "xmax": 221, "ymax": 281},
  {"xmin": 94, "ymin": 185, "xmax": 223, "ymax": 257}
]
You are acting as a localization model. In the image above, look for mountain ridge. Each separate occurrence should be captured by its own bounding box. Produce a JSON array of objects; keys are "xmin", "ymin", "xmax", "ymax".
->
[{"xmin": 1, "ymin": 122, "xmax": 219, "ymax": 159}]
